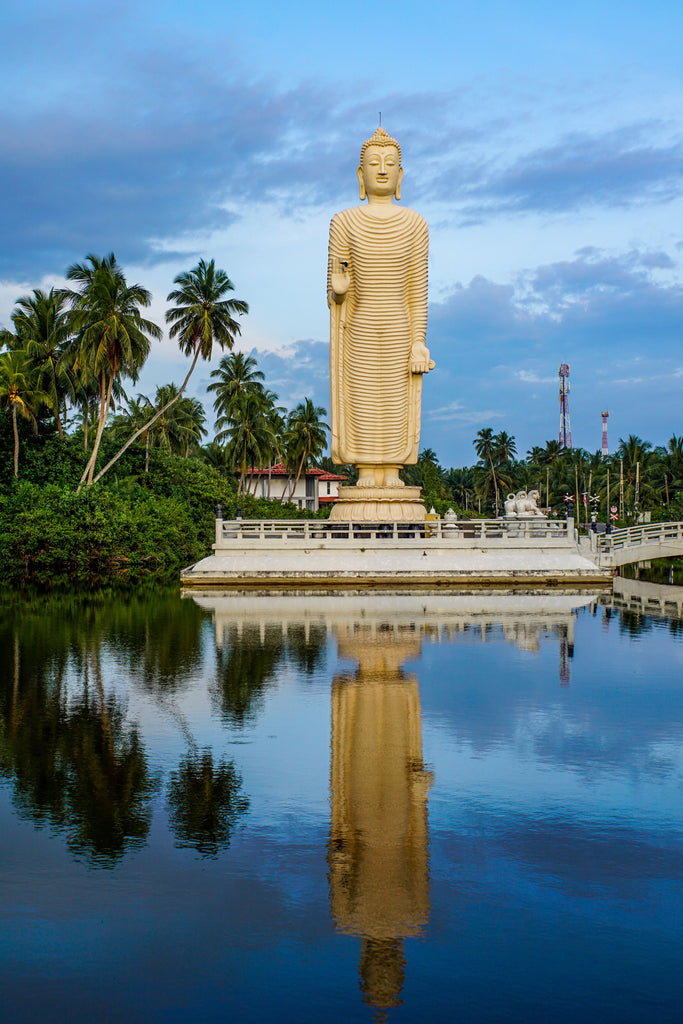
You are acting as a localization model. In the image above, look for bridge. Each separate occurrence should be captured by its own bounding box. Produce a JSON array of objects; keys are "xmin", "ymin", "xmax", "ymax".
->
[{"xmin": 579, "ymin": 521, "xmax": 683, "ymax": 568}]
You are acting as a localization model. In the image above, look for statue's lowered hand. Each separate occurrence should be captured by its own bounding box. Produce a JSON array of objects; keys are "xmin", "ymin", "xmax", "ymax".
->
[{"xmin": 410, "ymin": 343, "xmax": 435, "ymax": 374}]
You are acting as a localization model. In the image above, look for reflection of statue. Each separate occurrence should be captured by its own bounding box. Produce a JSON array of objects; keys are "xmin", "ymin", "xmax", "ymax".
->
[
  {"xmin": 328, "ymin": 127, "xmax": 434, "ymax": 521},
  {"xmin": 504, "ymin": 489, "xmax": 545, "ymax": 518},
  {"xmin": 328, "ymin": 625, "xmax": 432, "ymax": 1013}
]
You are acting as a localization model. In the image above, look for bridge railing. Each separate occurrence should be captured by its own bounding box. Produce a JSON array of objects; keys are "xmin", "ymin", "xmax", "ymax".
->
[
  {"xmin": 215, "ymin": 517, "xmax": 572, "ymax": 547},
  {"xmin": 595, "ymin": 521, "xmax": 683, "ymax": 552},
  {"xmin": 592, "ymin": 521, "xmax": 683, "ymax": 563}
]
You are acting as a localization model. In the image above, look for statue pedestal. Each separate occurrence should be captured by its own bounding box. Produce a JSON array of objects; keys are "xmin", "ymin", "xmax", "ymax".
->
[{"xmin": 329, "ymin": 485, "xmax": 426, "ymax": 523}]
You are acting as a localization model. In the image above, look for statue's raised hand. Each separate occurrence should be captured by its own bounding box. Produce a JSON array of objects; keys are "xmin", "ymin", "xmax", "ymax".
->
[
  {"xmin": 410, "ymin": 342, "xmax": 435, "ymax": 375},
  {"xmin": 331, "ymin": 262, "xmax": 351, "ymax": 301}
]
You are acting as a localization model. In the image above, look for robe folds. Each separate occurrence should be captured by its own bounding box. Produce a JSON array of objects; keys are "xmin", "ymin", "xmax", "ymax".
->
[{"xmin": 328, "ymin": 205, "xmax": 428, "ymax": 466}]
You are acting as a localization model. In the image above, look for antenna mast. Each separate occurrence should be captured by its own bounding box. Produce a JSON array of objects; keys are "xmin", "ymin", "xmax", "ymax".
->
[
  {"xmin": 601, "ymin": 411, "xmax": 609, "ymax": 459},
  {"xmin": 558, "ymin": 363, "xmax": 572, "ymax": 449}
]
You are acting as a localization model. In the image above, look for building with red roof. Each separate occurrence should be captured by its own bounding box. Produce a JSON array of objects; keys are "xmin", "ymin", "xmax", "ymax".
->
[{"xmin": 244, "ymin": 463, "xmax": 347, "ymax": 511}]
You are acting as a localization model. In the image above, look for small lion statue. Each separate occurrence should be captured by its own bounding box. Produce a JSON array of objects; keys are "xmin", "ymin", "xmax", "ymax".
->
[{"xmin": 504, "ymin": 489, "xmax": 545, "ymax": 518}]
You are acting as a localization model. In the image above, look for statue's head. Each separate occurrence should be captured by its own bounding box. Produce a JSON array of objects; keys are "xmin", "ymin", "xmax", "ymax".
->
[{"xmin": 358, "ymin": 126, "xmax": 403, "ymax": 201}]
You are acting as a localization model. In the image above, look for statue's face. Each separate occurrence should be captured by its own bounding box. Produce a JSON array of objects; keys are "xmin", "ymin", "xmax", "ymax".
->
[{"xmin": 360, "ymin": 145, "xmax": 402, "ymax": 197}]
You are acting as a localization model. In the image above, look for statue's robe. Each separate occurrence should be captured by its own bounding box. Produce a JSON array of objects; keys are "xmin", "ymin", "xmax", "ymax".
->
[{"xmin": 328, "ymin": 205, "xmax": 428, "ymax": 466}]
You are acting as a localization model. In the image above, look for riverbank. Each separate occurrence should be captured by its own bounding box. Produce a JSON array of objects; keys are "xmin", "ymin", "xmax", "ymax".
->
[{"xmin": 0, "ymin": 452, "xmax": 322, "ymax": 588}]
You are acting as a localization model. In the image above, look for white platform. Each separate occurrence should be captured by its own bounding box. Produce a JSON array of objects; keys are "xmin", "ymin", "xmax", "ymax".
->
[{"xmin": 180, "ymin": 518, "xmax": 612, "ymax": 589}]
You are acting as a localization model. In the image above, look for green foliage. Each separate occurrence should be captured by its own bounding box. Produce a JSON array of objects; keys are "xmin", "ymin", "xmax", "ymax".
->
[{"xmin": 0, "ymin": 481, "xmax": 200, "ymax": 587}]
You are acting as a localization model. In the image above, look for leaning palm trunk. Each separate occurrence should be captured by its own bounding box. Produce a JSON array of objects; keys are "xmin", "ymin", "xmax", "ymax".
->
[
  {"xmin": 89, "ymin": 336, "xmax": 203, "ymax": 487},
  {"xmin": 12, "ymin": 406, "xmax": 19, "ymax": 477},
  {"xmin": 251, "ymin": 467, "xmax": 265, "ymax": 497},
  {"xmin": 288, "ymin": 451, "xmax": 307, "ymax": 503},
  {"xmin": 279, "ymin": 474, "xmax": 293, "ymax": 502},
  {"xmin": 78, "ymin": 372, "xmax": 114, "ymax": 490},
  {"xmin": 488, "ymin": 456, "xmax": 499, "ymax": 516}
]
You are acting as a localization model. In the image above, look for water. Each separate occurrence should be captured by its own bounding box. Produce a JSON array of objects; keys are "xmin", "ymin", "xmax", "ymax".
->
[{"xmin": 1, "ymin": 584, "xmax": 682, "ymax": 1023}]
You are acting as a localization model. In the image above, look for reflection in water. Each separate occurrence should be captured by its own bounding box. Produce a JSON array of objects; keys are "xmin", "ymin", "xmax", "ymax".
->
[
  {"xmin": 0, "ymin": 627, "xmax": 158, "ymax": 866},
  {"xmin": 2, "ymin": 586, "xmax": 682, "ymax": 1019},
  {"xmin": 602, "ymin": 576, "xmax": 683, "ymax": 636},
  {"xmin": 167, "ymin": 748, "xmax": 249, "ymax": 857},
  {"xmin": 328, "ymin": 622, "xmax": 433, "ymax": 1016},
  {"xmin": 211, "ymin": 620, "xmax": 328, "ymax": 726},
  {"xmin": 0, "ymin": 591, "xmax": 249, "ymax": 865}
]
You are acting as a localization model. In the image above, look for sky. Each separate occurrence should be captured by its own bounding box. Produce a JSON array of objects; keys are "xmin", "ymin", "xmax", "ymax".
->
[{"xmin": 2, "ymin": 0, "xmax": 683, "ymax": 466}]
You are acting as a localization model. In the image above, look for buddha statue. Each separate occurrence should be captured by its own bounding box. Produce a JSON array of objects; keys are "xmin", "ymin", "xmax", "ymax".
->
[{"xmin": 327, "ymin": 127, "xmax": 434, "ymax": 519}]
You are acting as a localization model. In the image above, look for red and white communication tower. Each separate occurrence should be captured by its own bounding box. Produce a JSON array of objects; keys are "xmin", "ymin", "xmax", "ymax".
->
[
  {"xmin": 601, "ymin": 411, "xmax": 609, "ymax": 459},
  {"xmin": 558, "ymin": 363, "xmax": 572, "ymax": 449}
]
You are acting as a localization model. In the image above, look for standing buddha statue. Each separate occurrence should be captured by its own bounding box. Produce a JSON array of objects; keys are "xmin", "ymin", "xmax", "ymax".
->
[{"xmin": 327, "ymin": 126, "xmax": 435, "ymax": 521}]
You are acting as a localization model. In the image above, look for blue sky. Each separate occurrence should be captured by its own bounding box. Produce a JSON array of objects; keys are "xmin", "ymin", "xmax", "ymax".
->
[{"xmin": 2, "ymin": 0, "xmax": 683, "ymax": 465}]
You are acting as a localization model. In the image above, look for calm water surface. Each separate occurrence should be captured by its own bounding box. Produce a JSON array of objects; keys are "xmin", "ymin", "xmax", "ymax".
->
[{"xmin": 1, "ymin": 583, "xmax": 682, "ymax": 1023}]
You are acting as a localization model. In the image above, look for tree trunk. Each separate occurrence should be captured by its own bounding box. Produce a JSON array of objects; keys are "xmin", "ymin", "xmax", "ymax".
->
[
  {"xmin": 90, "ymin": 335, "xmax": 204, "ymax": 487},
  {"xmin": 488, "ymin": 456, "xmax": 499, "ymax": 516},
  {"xmin": 79, "ymin": 372, "xmax": 114, "ymax": 489},
  {"xmin": 289, "ymin": 451, "xmax": 307, "ymax": 503},
  {"xmin": 12, "ymin": 405, "xmax": 19, "ymax": 477}
]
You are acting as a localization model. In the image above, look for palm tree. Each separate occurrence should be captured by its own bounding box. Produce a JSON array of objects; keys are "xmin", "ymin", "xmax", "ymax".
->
[
  {"xmin": 0, "ymin": 350, "xmax": 48, "ymax": 476},
  {"xmin": 90, "ymin": 258, "xmax": 247, "ymax": 487},
  {"xmin": 283, "ymin": 399, "xmax": 329, "ymax": 502},
  {"xmin": 11, "ymin": 288, "xmax": 74, "ymax": 437},
  {"xmin": 473, "ymin": 427, "xmax": 500, "ymax": 515},
  {"xmin": 618, "ymin": 435, "xmax": 654, "ymax": 513},
  {"xmin": 208, "ymin": 352, "xmax": 265, "ymax": 422},
  {"xmin": 495, "ymin": 430, "xmax": 517, "ymax": 465},
  {"xmin": 658, "ymin": 435, "xmax": 683, "ymax": 508},
  {"xmin": 61, "ymin": 253, "xmax": 161, "ymax": 488},
  {"xmin": 110, "ymin": 394, "xmax": 154, "ymax": 471},
  {"xmin": 217, "ymin": 391, "xmax": 274, "ymax": 495}
]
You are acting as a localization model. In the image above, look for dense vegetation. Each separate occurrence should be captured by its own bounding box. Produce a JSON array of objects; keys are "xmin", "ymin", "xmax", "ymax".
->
[{"xmin": 2, "ymin": 251, "xmax": 682, "ymax": 588}]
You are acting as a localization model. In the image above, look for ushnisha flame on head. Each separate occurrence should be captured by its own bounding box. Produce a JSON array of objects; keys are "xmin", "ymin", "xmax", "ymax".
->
[{"xmin": 360, "ymin": 126, "xmax": 402, "ymax": 164}]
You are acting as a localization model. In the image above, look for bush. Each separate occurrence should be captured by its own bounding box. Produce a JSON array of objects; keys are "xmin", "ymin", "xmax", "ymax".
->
[{"xmin": 0, "ymin": 482, "xmax": 202, "ymax": 587}]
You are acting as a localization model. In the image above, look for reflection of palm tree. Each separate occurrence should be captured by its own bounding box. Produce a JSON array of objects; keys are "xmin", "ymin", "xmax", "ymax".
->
[
  {"xmin": 212, "ymin": 624, "xmax": 285, "ymax": 725},
  {"xmin": 285, "ymin": 623, "xmax": 328, "ymax": 675},
  {"xmin": 167, "ymin": 749, "xmax": 248, "ymax": 858},
  {"xmin": 0, "ymin": 629, "xmax": 158, "ymax": 867}
]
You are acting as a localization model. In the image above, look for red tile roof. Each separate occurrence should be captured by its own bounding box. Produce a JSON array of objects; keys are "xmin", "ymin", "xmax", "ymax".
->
[{"xmin": 245, "ymin": 463, "xmax": 347, "ymax": 480}]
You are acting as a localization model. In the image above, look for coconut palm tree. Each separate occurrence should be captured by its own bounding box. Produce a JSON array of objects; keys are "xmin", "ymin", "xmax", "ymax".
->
[
  {"xmin": 217, "ymin": 390, "xmax": 274, "ymax": 494},
  {"xmin": 208, "ymin": 351, "xmax": 265, "ymax": 422},
  {"xmin": 283, "ymin": 398, "xmax": 329, "ymax": 502},
  {"xmin": 473, "ymin": 427, "xmax": 500, "ymax": 515},
  {"xmin": 618, "ymin": 435, "xmax": 654, "ymax": 513},
  {"xmin": 658, "ymin": 435, "xmax": 683, "ymax": 508},
  {"xmin": 11, "ymin": 288, "xmax": 74, "ymax": 437},
  {"xmin": 61, "ymin": 253, "xmax": 161, "ymax": 488},
  {"xmin": 0, "ymin": 350, "xmax": 48, "ymax": 476},
  {"xmin": 90, "ymin": 259, "xmax": 247, "ymax": 487}
]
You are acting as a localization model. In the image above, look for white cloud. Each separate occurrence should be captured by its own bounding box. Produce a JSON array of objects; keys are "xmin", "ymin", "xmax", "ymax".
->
[
  {"xmin": 427, "ymin": 401, "xmax": 503, "ymax": 424},
  {"xmin": 515, "ymin": 369, "xmax": 557, "ymax": 384}
]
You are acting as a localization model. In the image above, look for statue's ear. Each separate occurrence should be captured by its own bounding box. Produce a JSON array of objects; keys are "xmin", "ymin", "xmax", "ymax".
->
[
  {"xmin": 395, "ymin": 167, "xmax": 404, "ymax": 201},
  {"xmin": 357, "ymin": 166, "xmax": 366, "ymax": 201}
]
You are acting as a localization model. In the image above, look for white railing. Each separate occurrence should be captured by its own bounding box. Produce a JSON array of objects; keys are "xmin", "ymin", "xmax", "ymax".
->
[
  {"xmin": 215, "ymin": 517, "xmax": 572, "ymax": 546},
  {"xmin": 594, "ymin": 521, "xmax": 683, "ymax": 557}
]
